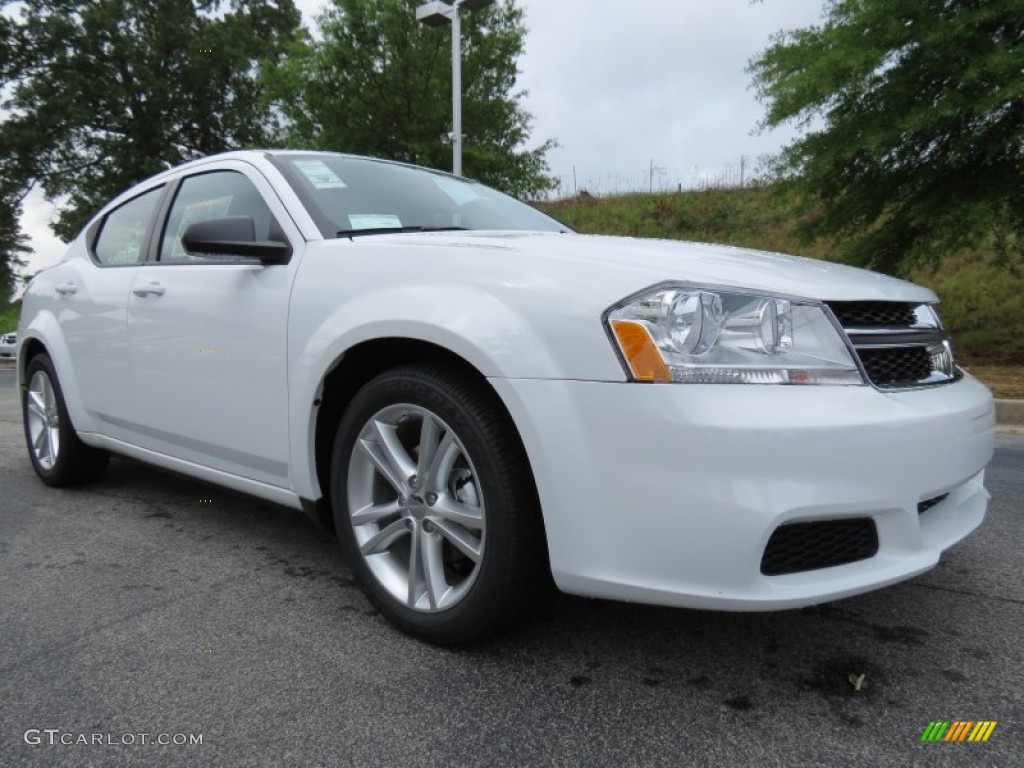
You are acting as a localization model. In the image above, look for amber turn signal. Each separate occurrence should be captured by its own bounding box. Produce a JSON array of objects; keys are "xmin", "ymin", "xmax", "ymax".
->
[{"xmin": 610, "ymin": 320, "xmax": 671, "ymax": 382}]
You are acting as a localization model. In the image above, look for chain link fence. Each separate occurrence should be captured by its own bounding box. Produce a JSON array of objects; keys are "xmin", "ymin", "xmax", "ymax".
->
[{"xmin": 542, "ymin": 156, "xmax": 760, "ymax": 200}]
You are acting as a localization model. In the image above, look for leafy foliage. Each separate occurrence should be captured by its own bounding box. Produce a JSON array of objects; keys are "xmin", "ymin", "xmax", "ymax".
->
[
  {"xmin": 0, "ymin": 195, "xmax": 28, "ymax": 307},
  {"xmin": 264, "ymin": 0, "xmax": 555, "ymax": 199},
  {"xmin": 0, "ymin": 0, "xmax": 303, "ymax": 244},
  {"xmin": 748, "ymin": 0, "xmax": 1023, "ymax": 273}
]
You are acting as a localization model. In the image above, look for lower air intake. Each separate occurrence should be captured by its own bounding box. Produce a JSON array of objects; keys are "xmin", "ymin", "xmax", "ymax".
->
[
  {"xmin": 761, "ymin": 518, "xmax": 879, "ymax": 576},
  {"xmin": 917, "ymin": 494, "xmax": 949, "ymax": 514}
]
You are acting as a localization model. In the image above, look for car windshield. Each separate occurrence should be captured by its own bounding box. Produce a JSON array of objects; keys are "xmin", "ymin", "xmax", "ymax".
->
[{"xmin": 272, "ymin": 154, "xmax": 568, "ymax": 237}]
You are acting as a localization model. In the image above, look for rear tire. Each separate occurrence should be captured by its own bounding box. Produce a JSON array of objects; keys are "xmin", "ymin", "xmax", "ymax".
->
[
  {"xmin": 331, "ymin": 364, "xmax": 546, "ymax": 645},
  {"xmin": 23, "ymin": 353, "xmax": 109, "ymax": 486}
]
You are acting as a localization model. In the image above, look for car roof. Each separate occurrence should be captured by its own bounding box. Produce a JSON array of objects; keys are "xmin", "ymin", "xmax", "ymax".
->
[
  {"xmin": 100, "ymin": 150, "xmax": 463, "ymax": 216},
  {"xmin": 158, "ymin": 149, "xmax": 454, "ymax": 179}
]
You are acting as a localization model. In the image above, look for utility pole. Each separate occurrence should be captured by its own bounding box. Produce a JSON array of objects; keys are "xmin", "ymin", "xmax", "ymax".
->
[
  {"xmin": 451, "ymin": 7, "xmax": 462, "ymax": 176},
  {"xmin": 415, "ymin": 0, "xmax": 495, "ymax": 177}
]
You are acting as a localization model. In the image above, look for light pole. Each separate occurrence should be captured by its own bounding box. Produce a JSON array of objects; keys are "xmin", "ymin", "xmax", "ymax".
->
[{"xmin": 415, "ymin": 0, "xmax": 495, "ymax": 177}]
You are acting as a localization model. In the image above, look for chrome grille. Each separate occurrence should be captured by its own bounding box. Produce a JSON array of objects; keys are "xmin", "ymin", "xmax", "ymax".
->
[
  {"xmin": 829, "ymin": 301, "xmax": 916, "ymax": 328},
  {"xmin": 826, "ymin": 301, "xmax": 958, "ymax": 390},
  {"xmin": 858, "ymin": 347, "xmax": 935, "ymax": 388}
]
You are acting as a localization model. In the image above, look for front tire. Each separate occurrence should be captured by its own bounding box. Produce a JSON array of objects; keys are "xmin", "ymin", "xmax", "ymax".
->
[
  {"xmin": 331, "ymin": 364, "xmax": 545, "ymax": 644},
  {"xmin": 23, "ymin": 353, "xmax": 109, "ymax": 486}
]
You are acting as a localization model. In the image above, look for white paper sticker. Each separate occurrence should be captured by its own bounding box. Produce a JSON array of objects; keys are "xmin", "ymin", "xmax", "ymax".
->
[
  {"xmin": 293, "ymin": 159, "xmax": 348, "ymax": 189},
  {"xmin": 347, "ymin": 214, "xmax": 403, "ymax": 230},
  {"xmin": 433, "ymin": 176, "xmax": 481, "ymax": 206},
  {"xmin": 173, "ymin": 196, "xmax": 233, "ymax": 259}
]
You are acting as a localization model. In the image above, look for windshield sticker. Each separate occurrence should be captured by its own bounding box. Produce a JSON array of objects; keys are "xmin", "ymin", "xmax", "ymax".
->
[
  {"xmin": 432, "ymin": 176, "xmax": 481, "ymax": 206},
  {"xmin": 347, "ymin": 214, "xmax": 403, "ymax": 230},
  {"xmin": 172, "ymin": 195, "xmax": 233, "ymax": 259},
  {"xmin": 292, "ymin": 160, "xmax": 348, "ymax": 189}
]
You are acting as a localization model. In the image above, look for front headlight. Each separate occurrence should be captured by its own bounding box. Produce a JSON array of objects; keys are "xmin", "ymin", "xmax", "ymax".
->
[{"xmin": 606, "ymin": 284, "xmax": 864, "ymax": 385}]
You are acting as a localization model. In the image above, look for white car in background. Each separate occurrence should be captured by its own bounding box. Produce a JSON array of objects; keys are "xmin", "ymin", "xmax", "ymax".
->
[
  {"xmin": 0, "ymin": 331, "xmax": 16, "ymax": 358},
  {"xmin": 17, "ymin": 150, "xmax": 995, "ymax": 643}
]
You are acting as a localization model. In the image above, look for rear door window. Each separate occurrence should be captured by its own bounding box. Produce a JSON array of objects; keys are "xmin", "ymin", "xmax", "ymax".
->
[{"xmin": 92, "ymin": 186, "xmax": 164, "ymax": 266}]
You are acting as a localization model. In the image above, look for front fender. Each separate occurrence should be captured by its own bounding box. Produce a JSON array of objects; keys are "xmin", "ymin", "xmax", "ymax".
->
[{"xmin": 287, "ymin": 284, "xmax": 566, "ymax": 500}]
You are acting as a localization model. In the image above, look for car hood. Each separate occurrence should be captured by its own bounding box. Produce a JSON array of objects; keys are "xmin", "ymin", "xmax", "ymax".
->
[{"xmin": 347, "ymin": 231, "xmax": 936, "ymax": 304}]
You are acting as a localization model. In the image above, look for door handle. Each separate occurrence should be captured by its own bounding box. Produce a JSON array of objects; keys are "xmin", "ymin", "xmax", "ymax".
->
[
  {"xmin": 55, "ymin": 282, "xmax": 78, "ymax": 296},
  {"xmin": 133, "ymin": 282, "xmax": 166, "ymax": 297}
]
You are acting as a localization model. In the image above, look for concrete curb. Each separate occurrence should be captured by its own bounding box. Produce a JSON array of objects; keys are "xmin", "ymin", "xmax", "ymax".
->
[
  {"xmin": 995, "ymin": 399, "xmax": 1024, "ymax": 427},
  {"xmin": 3, "ymin": 355, "xmax": 1023, "ymax": 425}
]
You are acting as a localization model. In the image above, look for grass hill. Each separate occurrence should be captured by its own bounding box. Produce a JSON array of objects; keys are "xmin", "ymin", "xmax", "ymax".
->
[{"xmin": 540, "ymin": 186, "xmax": 1023, "ymax": 367}]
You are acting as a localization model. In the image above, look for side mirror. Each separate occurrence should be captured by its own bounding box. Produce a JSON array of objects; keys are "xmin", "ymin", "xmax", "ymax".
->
[{"xmin": 181, "ymin": 216, "xmax": 292, "ymax": 264}]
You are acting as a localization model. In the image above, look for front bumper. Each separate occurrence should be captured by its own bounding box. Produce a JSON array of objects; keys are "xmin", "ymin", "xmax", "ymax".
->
[{"xmin": 490, "ymin": 374, "xmax": 994, "ymax": 610}]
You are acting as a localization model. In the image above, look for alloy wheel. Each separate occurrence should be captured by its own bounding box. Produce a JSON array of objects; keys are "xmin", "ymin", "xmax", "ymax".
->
[
  {"xmin": 347, "ymin": 403, "xmax": 486, "ymax": 612},
  {"xmin": 25, "ymin": 370, "xmax": 61, "ymax": 470}
]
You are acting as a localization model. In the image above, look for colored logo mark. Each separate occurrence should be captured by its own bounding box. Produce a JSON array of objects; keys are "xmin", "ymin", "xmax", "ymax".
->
[{"xmin": 921, "ymin": 721, "xmax": 997, "ymax": 742}]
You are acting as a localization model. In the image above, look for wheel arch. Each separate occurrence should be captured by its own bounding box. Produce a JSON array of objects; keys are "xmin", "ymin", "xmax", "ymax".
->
[
  {"xmin": 19, "ymin": 337, "xmax": 47, "ymax": 382},
  {"xmin": 17, "ymin": 317, "xmax": 97, "ymax": 434},
  {"xmin": 304, "ymin": 337, "xmax": 543, "ymax": 540}
]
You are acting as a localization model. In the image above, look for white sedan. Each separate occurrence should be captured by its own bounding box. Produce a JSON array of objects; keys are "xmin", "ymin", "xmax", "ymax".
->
[
  {"xmin": 0, "ymin": 331, "xmax": 16, "ymax": 358},
  {"xmin": 18, "ymin": 150, "xmax": 995, "ymax": 643}
]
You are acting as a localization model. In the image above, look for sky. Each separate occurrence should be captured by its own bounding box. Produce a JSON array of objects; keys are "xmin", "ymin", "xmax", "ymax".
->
[{"xmin": 15, "ymin": 0, "xmax": 825, "ymax": 278}]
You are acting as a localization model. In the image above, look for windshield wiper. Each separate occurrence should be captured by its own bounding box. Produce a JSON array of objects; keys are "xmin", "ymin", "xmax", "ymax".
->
[{"xmin": 335, "ymin": 226, "xmax": 468, "ymax": 239}]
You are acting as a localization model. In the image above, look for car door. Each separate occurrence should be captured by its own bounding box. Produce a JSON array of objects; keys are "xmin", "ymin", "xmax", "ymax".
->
[
  {"xmin": 125, "ymin": 161, "xmax": 303, "ymax": 487},
  {"xmin": 58, "ymin": 184, "xmax": 166, "ymax": 439}
]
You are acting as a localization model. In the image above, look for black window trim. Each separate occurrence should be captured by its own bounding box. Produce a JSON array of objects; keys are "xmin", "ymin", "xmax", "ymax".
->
[
  {"xmin": 144, "ymin": 176, "xmax": 182, "ymax": 264},
  {"xmin": 87, "ymin": 183, "xmax": 170, "ymax": 268}
]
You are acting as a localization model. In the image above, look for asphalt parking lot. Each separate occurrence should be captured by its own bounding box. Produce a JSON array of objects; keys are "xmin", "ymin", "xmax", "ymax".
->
[{"xmin": 1, "ymin": 361, "xmax": 1021, "ymax": 767}]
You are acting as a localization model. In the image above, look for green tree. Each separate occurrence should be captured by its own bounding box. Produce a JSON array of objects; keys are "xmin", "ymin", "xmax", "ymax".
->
[
  {"xmin": 264, "ymin": 0, "xmax": 555, "ymax": 198},
  {"xmin": 0, "ymin": 195, "xmax": 28, "ymax": 308},
  {"xmin": 0, "ymin": 0, "xmax": 303, "ymax": 249},
  {"xmin": 749, "ymin": 0, "xmax": 1023, "ymax": 273}
]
